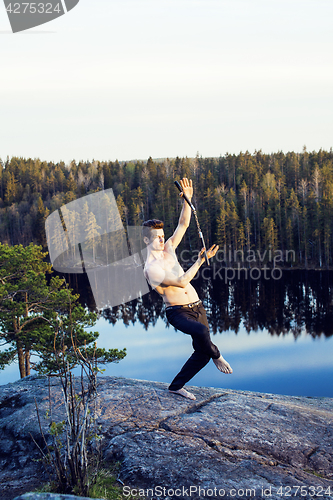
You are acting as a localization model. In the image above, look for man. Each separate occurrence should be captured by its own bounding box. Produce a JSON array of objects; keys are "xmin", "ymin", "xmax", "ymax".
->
[{"xmin": 142, "ymin": 177, "xmax": 233, "ymax": 401}]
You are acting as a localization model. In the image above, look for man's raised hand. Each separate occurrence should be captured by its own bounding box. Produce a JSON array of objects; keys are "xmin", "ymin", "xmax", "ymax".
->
[
  {"xmin": 207, "ymin": 244, "xmax": 219, "ymax": 259},
  {"xmin": 179, "ymin": 178, "xmax": 193, "ymax": 201},
  {"xmin": 199, "ymin": 244, "xmax": 219, "ymax": 262}
]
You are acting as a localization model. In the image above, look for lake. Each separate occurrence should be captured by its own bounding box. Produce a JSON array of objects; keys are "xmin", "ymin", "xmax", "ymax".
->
[{"xmin": 1, "ymin": 269, "xmax": 333, "ymax": 398}]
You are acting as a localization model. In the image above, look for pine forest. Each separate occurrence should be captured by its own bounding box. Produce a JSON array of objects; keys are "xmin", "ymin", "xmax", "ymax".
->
[{"xmin": 1, "ymin": 148, "xmax": 333, "ymax": 269}]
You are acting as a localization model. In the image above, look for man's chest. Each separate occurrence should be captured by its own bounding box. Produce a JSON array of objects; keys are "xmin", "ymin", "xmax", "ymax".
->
[{"xmin": 161, "ymin": 250, "xmax": 183, "ymax": 274}]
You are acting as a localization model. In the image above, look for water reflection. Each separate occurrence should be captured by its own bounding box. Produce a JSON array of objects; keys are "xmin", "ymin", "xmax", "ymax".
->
[
  {"xmin": 67, "ymin": 269, "xmax": 333, "ymax": 339},
  {"xmin": 2, "ymin": 269, "xmax": 332, "ymax": 395}
]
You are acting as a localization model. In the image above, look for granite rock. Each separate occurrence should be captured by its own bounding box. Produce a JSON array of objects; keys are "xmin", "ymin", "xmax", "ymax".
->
[
  {"xmin": 0, "ymin": 375, "xmax": 332, "ymax": 500},
  {"xmin": 13, "ymin": 495, "xmax": 104, "ymax": 500}
]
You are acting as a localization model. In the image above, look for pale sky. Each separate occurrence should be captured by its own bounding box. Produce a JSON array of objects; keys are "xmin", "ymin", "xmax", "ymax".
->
[{"xmin": 1, "ymin": 0, "xmax": 332, "ymax": 163}]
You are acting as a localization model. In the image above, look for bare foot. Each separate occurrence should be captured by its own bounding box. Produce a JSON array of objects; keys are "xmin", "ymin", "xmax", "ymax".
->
[
  {"xmin": 213, "ymin": 355, "xmax": 233, "ymax": 374},
  {"xmin": 169, "ymin": 388, "xmax": 196, "ymax": 400}
]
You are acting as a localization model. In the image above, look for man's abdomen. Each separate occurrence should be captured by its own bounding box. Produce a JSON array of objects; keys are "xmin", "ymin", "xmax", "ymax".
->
[{"xmin": 163, "ymin": 283, "xmax": 199, "ymax": 307}]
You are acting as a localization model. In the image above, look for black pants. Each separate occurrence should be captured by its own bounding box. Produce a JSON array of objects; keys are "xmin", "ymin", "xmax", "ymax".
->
[{"xmin": 166, "ymin": 303, "xmax": 220, "ymax": 391}]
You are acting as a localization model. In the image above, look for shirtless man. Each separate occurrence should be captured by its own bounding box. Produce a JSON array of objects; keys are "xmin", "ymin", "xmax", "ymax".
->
[{"xmin": 142, "ymin": 177, "xmax": 232, "ymax": 401}]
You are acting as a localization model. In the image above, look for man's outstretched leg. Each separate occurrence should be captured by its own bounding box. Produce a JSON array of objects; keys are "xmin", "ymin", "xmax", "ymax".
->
[
  {"xmin": 169, "ymin": 387, "xmax": 197, "ymax": 400},
  {"xmin": 213, "ymin": 355, "xmax": 233, "ymax": 374},
  {"xmin": 166, "ymin": 304, "xmax": 233, "ymax": 400},
  {"xmin": 168, "ymin": 350, "xmax": 211, "ymax": 400},
  {"xmin": 168, "ymin": 353, "xmax": 233, "ymax": 400}
]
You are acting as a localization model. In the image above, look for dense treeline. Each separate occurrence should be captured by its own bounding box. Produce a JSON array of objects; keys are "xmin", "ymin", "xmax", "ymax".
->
[{"xmin": 1, "ymin": 148, "xmax": 333, "ymax": 267}]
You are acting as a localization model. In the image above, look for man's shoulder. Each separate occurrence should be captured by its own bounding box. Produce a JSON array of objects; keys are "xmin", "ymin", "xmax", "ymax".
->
[
  {"xmin": 143, "ymin": 257, "xmax": 159, "ymax": 276},
  {"xmin": 164, "ymin": 239, "xmax": 175, "ymax": 250},
  {"xmin": 144, "ymin": 250, "xmax": 173, "ymax": 278},
  {"xmin": 144, "ymin": 258, "xmax": 163, "ymax": 274},
  {"xmin": 143, "ymin": 259, "xmax": 166, "ymax": 288}
]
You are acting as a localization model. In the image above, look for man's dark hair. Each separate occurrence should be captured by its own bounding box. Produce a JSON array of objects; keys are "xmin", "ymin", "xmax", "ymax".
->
[{"xmin": 142, "ymin": 219, "xmax": 164, "ymax": 241}]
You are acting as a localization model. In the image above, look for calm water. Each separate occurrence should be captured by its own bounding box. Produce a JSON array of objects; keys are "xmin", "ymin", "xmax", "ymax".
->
[{"xmin": 1, "ymin": 270, "xmax": 333, "ymax": 397}]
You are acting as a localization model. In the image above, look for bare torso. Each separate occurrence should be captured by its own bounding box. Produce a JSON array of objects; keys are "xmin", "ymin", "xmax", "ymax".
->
[{"xmin": 144, "ymin": 244, "xmax": 199, "ymax": 307}]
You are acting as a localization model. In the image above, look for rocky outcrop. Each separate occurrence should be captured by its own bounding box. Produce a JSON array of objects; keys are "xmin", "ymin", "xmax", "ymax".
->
[
  {"xmin": 0, "ymin": 375, "xmax": 332, "ymax": 500},
  {"xmin": 13, "ymin": 495, "xmax": 103, "ymax": 500}
]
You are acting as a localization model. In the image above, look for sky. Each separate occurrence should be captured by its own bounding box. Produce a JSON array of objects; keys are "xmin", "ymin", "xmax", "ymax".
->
[{"xmin": 1, "ymin": 0, "xmax": 333, "ymax": 164}]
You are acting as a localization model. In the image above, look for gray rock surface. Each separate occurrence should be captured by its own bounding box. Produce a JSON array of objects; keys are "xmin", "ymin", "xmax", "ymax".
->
[
  {"xmin": 13, "ymin": 495, "xmax": 103, "ymax": 500},
  {"xmin": 0, "ymin": 375, "xmax": 332, "ymax": 500}
]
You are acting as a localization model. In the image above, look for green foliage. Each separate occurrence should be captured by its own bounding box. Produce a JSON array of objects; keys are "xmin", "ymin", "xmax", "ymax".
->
[
  {"xmin": 37, "ymin": 465, "xmax": 139, "ymax": 499},
  {"xmin": 86, "ymin": 468, "xmax": 131, "ymax": 499},
  {"xmin": 31, "ymin": 298, "xmax": 126, "ymax": 496},
  {"xmin": 0, "ymin": 240, "xmax": 128, "ymax": 496},
  {"xmin": 0, "ymin": 347, "xmax": 16, "ymax": 370},
  {"xmin": 0, "ymin": 242, "xmax": 126, "ymax": 378}
]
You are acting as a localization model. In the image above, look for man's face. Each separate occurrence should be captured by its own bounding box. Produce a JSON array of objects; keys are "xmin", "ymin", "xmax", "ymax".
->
[{"xmin": 148, "ymin": 228, "xmax": 165, "ymax": 250}]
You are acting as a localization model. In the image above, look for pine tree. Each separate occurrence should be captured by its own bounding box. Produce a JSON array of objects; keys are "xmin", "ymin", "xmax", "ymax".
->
[
  {"xmin": 0, "ymin": 243, "xmax": 126, "ymax": 378},
  {"xmin": 288, "ymin": 189, "xmax": 301, "ymax": 262},
  {"xmin": 4, "ymin": 172, "xmax": 18, "ymax": 205},
  {"xmin": 301, "ymin": 206, "xmax": 308, "ymax": 268},
  {"xmin": 62, "ymin": 207, "xmax": 80, "ymax": 264},
  {"xmin": 237, "ymin": 222, "xmax": 245, "ymax": 258},
  {"xmin": 85, "ymin": 212, "xmax": 101, "ymax": 263},
  {"xmin": 286, "ymin": 218, "xmax": 293, "ymax": 259},
  {"xmin": 262, "ymin": 217, "xmax": 278, "ymax": 255},
  {"xmin": 227, "ymin": 201, "xmax": 239, "ymax": 251},
  {"xmin": 35, "ymin": 196, "xmax": 47, "ymax": 247},
  {"xmin": 216, "ymin": 202, "xmax": 227, "ymax": 251},
  {"xmin": 245, "ymin": 217, "xmax": 252, "ymax": 261},
  {"xmin": 116, "ymin": 194, "xmax": 127, "ymax": 226}
]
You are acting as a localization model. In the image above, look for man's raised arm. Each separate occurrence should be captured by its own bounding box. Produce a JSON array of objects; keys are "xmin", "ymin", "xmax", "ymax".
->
[{"xmin": 166, "ymin": 178, "xmax": 193, "ymax": 249}]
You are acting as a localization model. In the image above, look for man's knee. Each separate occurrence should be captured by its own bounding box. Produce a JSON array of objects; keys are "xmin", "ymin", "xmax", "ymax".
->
[
  {"xmin": 193, "ymin": 323, "xmax": 210, "ymax": 341},
  {"xmin": 191, "ymin": 350, "xmax": 211, "ymax": 364}
]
